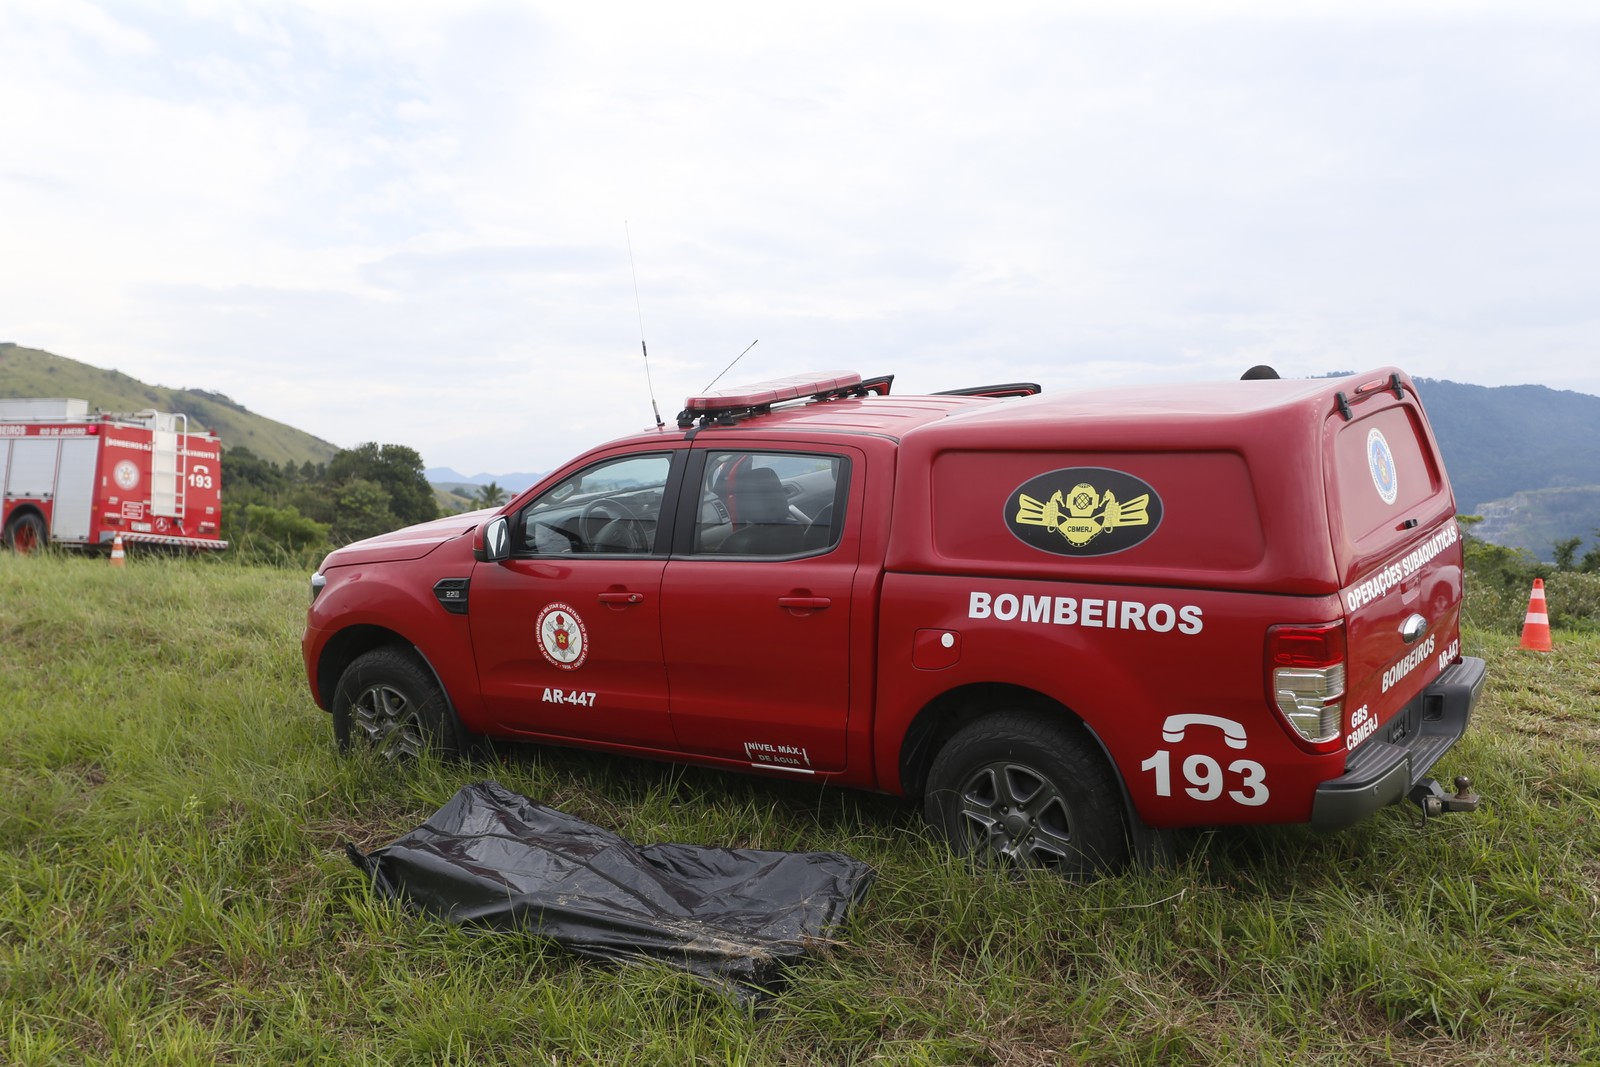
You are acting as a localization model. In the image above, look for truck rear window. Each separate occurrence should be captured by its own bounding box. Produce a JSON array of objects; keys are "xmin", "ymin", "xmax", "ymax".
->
[{"xmin": 1330, "ymin": 404, "xmax": 1444, "ymax": 556}]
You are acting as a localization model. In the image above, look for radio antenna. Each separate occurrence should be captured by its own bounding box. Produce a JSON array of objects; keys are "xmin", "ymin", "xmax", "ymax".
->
[
  {"xmin": 626, "ymin": 221, "xmax": 665, "ymax": 430},
  {"xmin": 702, "ymin": 339, "xmax": 758, "ymax": 393}
]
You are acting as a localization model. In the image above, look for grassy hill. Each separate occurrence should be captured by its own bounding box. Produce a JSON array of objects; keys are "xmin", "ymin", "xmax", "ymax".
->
[
  {"xmin": 0, "ymin": 343, "xmax": 338, "ymax": 469},
  {"xmin": 433, "ymin": 483, "xmax": 480, "ymax": 514}
]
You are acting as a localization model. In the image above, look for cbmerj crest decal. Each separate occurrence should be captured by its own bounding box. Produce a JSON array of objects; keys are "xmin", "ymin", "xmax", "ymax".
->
[
  {"xmin": 537, "ymin": 602, "xmax": 588, "ymax": 671},
  {"xmin": 1366, "ymin": 427, "xmax": 1398, "ymax": 505},
  {"xmin": 1007, "ymin": 468, "xmax": 1162, "ymax": 556}
]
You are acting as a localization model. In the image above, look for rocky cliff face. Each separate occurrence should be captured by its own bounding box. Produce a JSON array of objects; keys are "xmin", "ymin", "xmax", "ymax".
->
[{"xmin": 1471, "ymin": 485, "xmax": 1600, "ymax": 562}]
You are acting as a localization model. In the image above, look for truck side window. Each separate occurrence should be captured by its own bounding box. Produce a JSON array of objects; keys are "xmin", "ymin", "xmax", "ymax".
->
[
  {"xmin": 693, "ymin": 451, "xmax": 847, "ymax": 557},
  {"xmin": 514, "ymin": 453, "xmax": 671, "ymax": 556}
]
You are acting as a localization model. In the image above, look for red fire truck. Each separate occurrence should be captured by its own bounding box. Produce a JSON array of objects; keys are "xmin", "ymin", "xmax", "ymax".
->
[{"xmin": 0, "ymin": 398, "xmax": 226, "ymax": 553}]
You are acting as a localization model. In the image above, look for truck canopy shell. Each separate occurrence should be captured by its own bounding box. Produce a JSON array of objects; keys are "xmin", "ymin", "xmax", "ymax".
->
[{"xmin": 884, "ymin": 369, "xmax": 1453, "ymax": 596}]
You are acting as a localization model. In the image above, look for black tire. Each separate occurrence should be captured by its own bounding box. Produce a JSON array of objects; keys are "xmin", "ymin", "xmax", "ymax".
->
[
  {"xmin": 924, "ymin": 711, "xmax": 1130, "ymax": 874},
  {"xmin": 3, "ymin": 513, "xmax": 47, "ymax": 553},
  {"xmin": 332, "ymin": 647, "xmax": 469, "ymax": 761}
]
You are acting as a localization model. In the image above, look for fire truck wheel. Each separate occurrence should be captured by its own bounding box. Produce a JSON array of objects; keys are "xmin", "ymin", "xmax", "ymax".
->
[
  {"xmin": 924, "ymin": 711, "xmax": 1129, "ymax": 875},
  {"xmin": 3, "ymin": 513, "xmax": 47, "ymax": 553},
  {"xmin": 332, "ymin": 647, "xmax": 469, "ymax": 761}
]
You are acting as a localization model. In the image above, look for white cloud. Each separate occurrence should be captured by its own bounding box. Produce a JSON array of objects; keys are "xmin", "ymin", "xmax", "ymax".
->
[{"xmin": 2, "ymin": 1, "xmax": 1598, "ymax": 474}]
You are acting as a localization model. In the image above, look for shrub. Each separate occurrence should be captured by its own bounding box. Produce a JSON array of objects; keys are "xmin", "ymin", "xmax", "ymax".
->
[{"xmin": 225, "ymin": 503, "xmax": 331, "ymax": 568}]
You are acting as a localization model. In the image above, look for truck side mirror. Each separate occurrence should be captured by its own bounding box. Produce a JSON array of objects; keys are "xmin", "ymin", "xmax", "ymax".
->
[{"xmin": 474, "ymin": 516, "xmax": 511, "ymax": 562}]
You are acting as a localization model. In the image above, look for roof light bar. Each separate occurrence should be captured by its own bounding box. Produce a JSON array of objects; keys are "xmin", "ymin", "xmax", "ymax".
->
[
  {"xmin": 683, "ymin": 372, "xmax": 862, "ymax": 413},
  {"xmin": 677, "ymin": 371, "xmax": 865, "ymax": 429}
]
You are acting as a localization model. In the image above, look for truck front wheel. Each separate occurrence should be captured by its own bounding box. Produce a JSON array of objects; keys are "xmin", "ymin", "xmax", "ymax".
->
[
  {"xmin": 924, "ymin": 712, "xmax": 1129, "ymax": 874},
  {"xmin": 3, "ymin": 513, "xmax": 46, "ymax": 553},
  {"xmin": 332, "ymin": 647, "xmax": 469, "ymax": 761}
]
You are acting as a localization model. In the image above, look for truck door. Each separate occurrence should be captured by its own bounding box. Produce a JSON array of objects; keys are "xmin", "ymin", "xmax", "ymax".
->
[
  {"xmin": 469, "ymin": 451, "xmax": 680, "ymax": 747},
  {"xmin": 52, "ymin": 438, "xmax": 99, "ymax": 543},
  {"xmin": 1330, "ymin": 396, "xmax": 1464, "ymax": 738},
  {"xmin": 660, "ymin": 448, "xmax": 862, "ymax": 773}
]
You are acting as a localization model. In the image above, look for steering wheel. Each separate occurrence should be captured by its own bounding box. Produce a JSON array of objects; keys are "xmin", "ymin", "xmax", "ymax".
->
[{"xmin": 580, "ymin": 497, "xmax": 647, "ymax": 551}]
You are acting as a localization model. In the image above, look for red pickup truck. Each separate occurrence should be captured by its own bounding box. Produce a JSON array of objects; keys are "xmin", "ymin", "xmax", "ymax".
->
[{"xmin": 303, "ymin": 369, "xmax": 1484, "ymax": 871}]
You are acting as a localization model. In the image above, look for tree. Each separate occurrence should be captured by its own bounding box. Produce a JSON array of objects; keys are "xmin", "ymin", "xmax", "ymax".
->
[
  {"xmin": 1553, "ymin": 536, "xmax": 1583, "ymax": 571},
  {"xmin": 326, "ymin": 443, "xmax": 438, "ymax": 527},
  {"xmin": 221, "ymin": 446, "xmax": 287, "ymax": 496},
  {"xmin": 475, "ymin": 481, "xmax": 508, "ymax": 508},
  {"xmin": 1583, "ymin": 529, "xmax": 1600, "ymax": 574},
  {"xmin": 332, "ymin": 478, "xmax": 400, "ymax": 544}
]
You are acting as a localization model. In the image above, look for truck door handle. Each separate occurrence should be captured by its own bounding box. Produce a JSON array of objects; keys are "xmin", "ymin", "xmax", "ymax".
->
[
  {"xmin": 777, "ymin": 596, "xmax": 831, "ymax": 610},
  {"xmin": 598, "ymin": 592, "xmax": 644, "ymax": 604}
]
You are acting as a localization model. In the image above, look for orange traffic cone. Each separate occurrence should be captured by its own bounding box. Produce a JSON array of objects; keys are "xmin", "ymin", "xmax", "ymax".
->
[
  {"xmin": 109, "ymin": 533, "xmax": 126, "ymax": 568},
  {"xmin": 1519, "ymin": 578, "xmax": 1551, "ymax": 652}
]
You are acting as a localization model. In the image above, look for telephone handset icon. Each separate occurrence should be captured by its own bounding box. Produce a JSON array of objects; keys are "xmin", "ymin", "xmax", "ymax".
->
[{"xmin": 1161, "ymin": 713, "xmax": 1248, "ymax": 749}]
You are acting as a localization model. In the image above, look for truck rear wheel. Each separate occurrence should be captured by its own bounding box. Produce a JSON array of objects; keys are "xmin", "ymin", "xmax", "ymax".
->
[
  {"xmin": 332, "ymin": 647, "xmax": 469, "ymax": 761},
  {"xmin": 3, "ymin": 513, "xmax": 46, "ymax": 553},
  {"xmin": 924, "ymin": 712, "xmax": 1129, "ymax": 874}
]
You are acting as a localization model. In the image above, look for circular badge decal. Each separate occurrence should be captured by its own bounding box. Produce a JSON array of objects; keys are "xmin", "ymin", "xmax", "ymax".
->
[
  {"xmin": 1005, "ymin": 467, "xmax": 1163, "ymax": 557},
  {"xmin": 536, "ymin": 602, "xmax": 588, "ymax": 671},
  {"xmin": 1366, "ymin": 428, "xmax": 1398, "ymax": 505},
  {"xmin": 113, "ymin": 460, "xmax": 140, "ymax": 491}
]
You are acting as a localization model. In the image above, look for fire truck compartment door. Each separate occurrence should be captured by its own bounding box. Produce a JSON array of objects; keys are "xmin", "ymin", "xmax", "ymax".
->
[
  {"xmin": 6, "ymin": 439, "xmax": 60, "ymax": 498},
  {"xmin": 52, "ymin": 439, "xmax": 99, "ymax": 542}
]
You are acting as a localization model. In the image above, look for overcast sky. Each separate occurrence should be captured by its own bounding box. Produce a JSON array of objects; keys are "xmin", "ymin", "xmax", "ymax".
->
[{"xmin": 3, "ymin": 1, "xmax": 1597, "ymax": 477}]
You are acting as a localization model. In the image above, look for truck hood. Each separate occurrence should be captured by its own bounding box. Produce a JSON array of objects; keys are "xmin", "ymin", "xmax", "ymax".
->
[{"xmin": 320, "ymin": 509, "xmax": 495, "ymax": 567}]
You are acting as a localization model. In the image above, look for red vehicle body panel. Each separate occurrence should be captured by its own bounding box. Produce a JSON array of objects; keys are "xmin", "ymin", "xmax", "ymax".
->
[{"xmin": 303, "ymin": 368, "xmax": 1480, "ymax": 838}]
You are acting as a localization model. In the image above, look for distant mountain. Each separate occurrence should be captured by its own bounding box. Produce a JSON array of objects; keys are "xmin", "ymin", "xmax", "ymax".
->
[
  {"xmin": 1414, "ymin": 378, "xmax": 1600, "ymax": 513},
  {"xmin": 433, "ymin": 484, "xmax": 480, "ymax": 515},
  {"xmin": 1471, "ymin": 486, "xmax": 1600, "ymax": 561},
  {"xmin": 424, "ymin": 468, "xmax": 546, "ymax": 493},
  {"xmin": 427, "ymin": 377, "xmax": 1600, "ymax": 523},
  {"xmin": 0, "ymin": 343, "xmax": 338, "ymax": 469},
  {"xmin": 11, "ymin": 344, "xmax": 1596, "ymax": 557},
  {"xmin": 1409, "ymin": 377, "xmax": 1600, "ymax": 561}
]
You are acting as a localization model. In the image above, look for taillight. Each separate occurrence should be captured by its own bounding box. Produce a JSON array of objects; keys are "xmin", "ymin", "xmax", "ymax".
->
[{"xmin": 1266, "ymin": 622, "xmax": 1346, "ymax": 748}]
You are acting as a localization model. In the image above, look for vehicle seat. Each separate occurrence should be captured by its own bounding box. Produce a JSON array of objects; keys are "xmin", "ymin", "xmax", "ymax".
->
[
  {"xmin": 591, "ymin": 518, "xmax": 653, "ymax": 553},
  {"xmin": 719, "ymin": 466, "xmax": 803, "ymax": 555}
]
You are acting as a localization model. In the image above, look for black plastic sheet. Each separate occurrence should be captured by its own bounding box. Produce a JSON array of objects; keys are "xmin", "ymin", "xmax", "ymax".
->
[{"xmin": 346, "ymin": 781, "xmax": 874, "ymax": 999}]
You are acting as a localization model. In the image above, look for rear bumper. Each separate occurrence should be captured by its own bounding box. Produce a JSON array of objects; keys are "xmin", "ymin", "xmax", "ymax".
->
[
  {"xmin": 110, "ymin": 531, "xmax": 229, "ymax": 550},
  {"xmin": 1310, "ymin": 656, "xmax": 1486, "ymax": 831}
]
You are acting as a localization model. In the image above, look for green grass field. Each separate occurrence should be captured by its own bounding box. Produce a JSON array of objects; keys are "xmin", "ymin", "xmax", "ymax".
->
[{"xmin": 2, "ymin": 554, "xmax": 1596, "ymax": 1066}]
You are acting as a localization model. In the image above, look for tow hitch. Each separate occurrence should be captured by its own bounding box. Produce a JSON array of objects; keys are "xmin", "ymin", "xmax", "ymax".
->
[{"xmin": 1410, "ymin": 775, "xmax": 1480, "ymax": 820}]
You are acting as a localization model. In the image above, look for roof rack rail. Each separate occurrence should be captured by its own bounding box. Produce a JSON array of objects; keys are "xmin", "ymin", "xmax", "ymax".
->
[
  {"xmin": 676, "ymin": 371, "xmax": 887, "ymax": 429},
  {"xmin": 931, "ymin": 382, "xmax": 1042, "ymax": 398}
]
